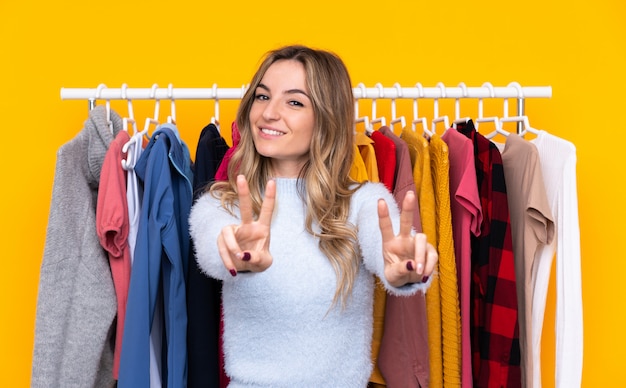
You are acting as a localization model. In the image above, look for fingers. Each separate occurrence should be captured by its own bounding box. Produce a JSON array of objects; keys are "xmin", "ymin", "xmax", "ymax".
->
[
  {"xmin": 223, "ymin": 177, "xmax": 276, "ymax": 277},
  {"xmin": 218, "ymin": 225, "xmax": 256, "ymax": 276},
  {"xmin": 377, "ymin": 199, "xmax": 394, "ymax": 243},
  {"xmin": 399, "ymin": 191, "xmax": 416, "ymax": 237},
  {"xmin": 379, "ymin": 191, "xmax": 416, "ymax": 243},
  {"xmin": 237, "ymin": 175, "xmax": 253, "ymax": 224},
  {"xmin": 410, "ymin": 234, "xmax": 438, "ymax": 280},
  {"xmin": 258, "ymin": 179, "xmax": 276, "ymax": 227},
  {"xmin": 423, "ymin": 242, "xmax": 438, "ymax": 277},
  {"xmin": 238, "ymin": 175, "xmax": 276, "ymax": 226},
  {"xmin": 385, "ymin": 231, "xmax": 438, "ymax": 287},
  {"xmin": 413, "ymin": 232, "xmax": 426, "ymax": 275},
  {"xmin": 217, "ymin": 232, "xmax": 237, "ymax": 276}
]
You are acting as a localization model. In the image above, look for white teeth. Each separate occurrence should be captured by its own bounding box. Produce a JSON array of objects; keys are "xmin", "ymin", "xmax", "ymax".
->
[{"xmin": 261, "ymin": 128, "xmax": 283, "ymax": 136}]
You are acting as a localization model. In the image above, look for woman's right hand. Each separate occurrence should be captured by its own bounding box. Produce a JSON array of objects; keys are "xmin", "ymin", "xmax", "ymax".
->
[{"xmin": 217, "ymin": 174, "xmax": 276, "ymax": 276}]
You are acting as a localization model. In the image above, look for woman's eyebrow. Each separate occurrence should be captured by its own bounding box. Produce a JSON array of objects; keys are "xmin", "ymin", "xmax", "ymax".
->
[
  {"xmin": 256, "ymin": 84, "xmax": 310, "ymax": 99},
  {"xmin": 284, "ymin": 88, "xmax": 310, "ymax": 99}
]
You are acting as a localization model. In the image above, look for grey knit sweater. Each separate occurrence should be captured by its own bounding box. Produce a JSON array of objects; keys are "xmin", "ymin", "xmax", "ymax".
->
[
  {"xmin": 189, "ymin": 178, "xmax": 431, "ymax": 388},
  {"xmin": 32, "ymin": 106, "xmax": 122, "ymax": 388}
]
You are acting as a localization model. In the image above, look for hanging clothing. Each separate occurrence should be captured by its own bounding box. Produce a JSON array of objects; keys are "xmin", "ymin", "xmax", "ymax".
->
[
  {"xmin": 369, "ymin": 130, "xmax": 397, "ymax": 191},
  {"xmin": 190, "ymin": 178, "xmax": 432, "ymax": 387},
  {"xmin": 187, "ymin": 123, "xmax": 230, "ymax": 388},
  {"xmin": 215, "ymin": 121, "xmax": 240, "ymax": 181},
  {"xmin": 530, "ymin": 130, "xmax": 583, "ymax": 388},
  {"xmin": 495, "ymin": 133, "xmax": 555, "ymax": 388},
  {"xmin": 429, "ymin": 133, "xmax": 462, "ymax": 387},
  {"xmin": 353, "ymin": 131, "xmax": 386, "ymax": 387},
  {"xmin": 356, "ymin": 131, "xmax": 380, "ymax": 183},
  {"xmin": 401, "ymin": 127, "xmax": 444, "ymax": 388},
  {"xmin": 456, "ymin": 120, "xmax": 521, "ymax": 388},
  {"xmin": 204, "ymin": 121, "xmax": 240, "ymax": 388},
  {"xmin": 350, "ymin": 143, "xmax": 369, "ymax": 182},
  {"xmin": 96, "ymin": 129, "xmax": 132, "ymax": 380},
  {"xmin": 121, "ymin": 130, "xmax": 165, "ymax": 387},
  {"xmin": 367, "ymin": 129, "xmax": 397, "ymax": 386},
  {"xmin": 126, "ymin": 130, "xmax": 146, "ymax": 267},
  {"xmin": 377, "ymin": 126, "xmax": 429, "ymax": 388},
  {"xmin": 32, "ymin": 105, "xmax": 122, "ymax": 388},
  {"xmin": 118, "ymin": 125, "xmax": 193, "ymax": 388},
  {"xmin": 441, "ymin": 127, "xmax": 482, "ymax": 388}
]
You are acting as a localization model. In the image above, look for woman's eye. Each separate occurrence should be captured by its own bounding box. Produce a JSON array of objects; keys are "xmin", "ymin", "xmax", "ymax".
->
[
  {"xmin": 254, "ymin": 93, "xmax": 269, "ymax": 101},
  {"xmin": 289, "ymin": 100, "xmax": 304, "ymax": 107}
]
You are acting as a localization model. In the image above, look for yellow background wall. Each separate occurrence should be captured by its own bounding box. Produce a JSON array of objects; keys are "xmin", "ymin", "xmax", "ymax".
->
[{"xmin": 1, "ymin": 1, "xmax": 624, "ymax": 386}]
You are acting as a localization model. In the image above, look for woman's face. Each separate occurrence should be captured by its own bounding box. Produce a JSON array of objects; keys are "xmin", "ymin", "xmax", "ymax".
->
[{"xmin": 249, "ymin": 59, "xmax": 315, "ymax": 177}]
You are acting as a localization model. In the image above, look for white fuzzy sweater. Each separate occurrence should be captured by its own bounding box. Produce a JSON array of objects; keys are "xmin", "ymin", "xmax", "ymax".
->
[{"xmin": 189, "ymin": 178, "xmax": 430, "ymax": 387}]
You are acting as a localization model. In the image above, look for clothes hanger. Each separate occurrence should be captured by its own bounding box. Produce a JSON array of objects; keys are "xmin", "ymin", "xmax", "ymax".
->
[
  {"xmin": 95, "ymin": 84, "xmax": 114, "ymax": 134},
  {"xmin": 355, "ymin": 115, "xmax": 372, "ymax": 136},
  {"xmin": 122, "ymin": 84, "xmax": 160, "ymax": 170},
  {"xmin": 499, "ymin": 82, "xmax": 539, "ymax": 138},
  {"xmin": 121, "ymin": 83, "xmax": 138, "ymax": 134},
  {"xmin": 500, "ymin": 115, "xmax": 537, "ymax": 137},
  {"xmin": 209, "ymin": 83, "xmax": 221, "ymax": 130},
  {"xmin": 142, "ymin": 83, "xmax": 161, "ymax": 136},
  {"xmin": 477, "ymin": 82, "xmax": 509, "ymax": 139},
  {"xmin": 389, "ymin": 83, "xmax": 407, "ymax": 133},
  {"xmin": 431, "ymin": 82, "xmax": 450, "ymax": 134},
  {"xmin": 167, "ymin": 83, "xmax": 177, "ymax": 125},
  {"xmin": 354, "ymin": 83, "xmax": 373, "ymax": 135},
  {"xmin": 411, "ymin": 83, "xmax": 432, "ymax": 138},
  {"xmin": 452, "ymin": 82, "xmax": 471, "ymax": 129},
  {"xmin": 369, "ymin": 83, "xmax": 387, "ymax": 131}
]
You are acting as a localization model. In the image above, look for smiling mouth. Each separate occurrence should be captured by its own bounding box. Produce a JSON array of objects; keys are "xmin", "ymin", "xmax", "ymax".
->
[{"xmin": 261, "ymin": 128, "xmax": 284, "ymax": 136}]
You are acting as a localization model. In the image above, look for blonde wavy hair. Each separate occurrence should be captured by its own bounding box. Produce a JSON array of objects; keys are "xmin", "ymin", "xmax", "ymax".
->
[{"xmin": 210, "ymin": 45, "xmax": 362, "ymax": 308}]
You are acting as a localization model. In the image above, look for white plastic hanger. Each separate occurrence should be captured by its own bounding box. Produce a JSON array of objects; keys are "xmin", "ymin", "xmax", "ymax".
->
[
  {"xmin": 121, "ymin": 84, "xmax": 160, "ymax": 169},
  {"xmin": 477, "ymin": 82, "xmax": 509, "ymax": 139},
  {"xmin": 167, "ymin": 83, "xmax": 177, "ymax": 124},
  {"xmin": 481, "ymin": 117, "xmax": 509, "ymax": 139},
  {"xmin": 142, "ymin": 83, "xmax": 160, "ymax": 136},
  {"xmin": 389, "ymin": 83, "xmax": 407, "ymax": 133},
  {"xmin": 500, "ymin": 82, "xmax": 539, "ymax": 137},
  {"xmin": 411, "ymin": 83, "xmax": 432, "ymax": 137},
  {"xmin": 452, "ymin": 82, "xmax": 471, "ymax": 129},
  {"xmin": 354, "ymin": 83, "xmax": 373, "ymax": 135},
  {"xmin": 210, "ymin": 83, "xmax": 220, "ymax": 130},
  {"xmin": 121, "ymin": 83, "xmax": 138, "ymax": 134},
  {"xmin": 369, "ymin": 83, "xmax": 387, "ymax": 130},
  {"xmin": 431, "ymin": 82, "xmax": 450, "ymax": 134},
  {"xmin": 95, "ymin": 84, "xmax": 114, "ymax": 134}
]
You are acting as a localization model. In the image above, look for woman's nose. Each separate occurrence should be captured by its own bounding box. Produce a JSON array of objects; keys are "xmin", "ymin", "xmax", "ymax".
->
[{"xmin": 262, "ymin": 100, "xmax": 280, "ymax": 121}]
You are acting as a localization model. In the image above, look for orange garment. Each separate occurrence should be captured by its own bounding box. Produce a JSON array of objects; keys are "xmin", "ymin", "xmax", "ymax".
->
[
  {"xmin": 350, "ymin": 143, "xmax": 369, "ymax": 183},
  {"xmin": 356, "ymin": 132, "xmax": 380, "ymax": 183},
  {"xmin": 430, "ymin": 134, "xmax": 462, "ymax": 387},
  {"xmin": 402, "ymin": 128, "xmax": 443, "ymax": 388}
]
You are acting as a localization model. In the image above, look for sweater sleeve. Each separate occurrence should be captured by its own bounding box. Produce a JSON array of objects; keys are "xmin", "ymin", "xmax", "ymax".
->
[
  {"xmin": 555, "ymin": 142, "xmax": 583, "ymax": 388},
  {"xmin": 189, "ymin": 193, "xmax": 239, "ymax": 281},
  {"xmin": 353, "ymin": 182, "xmax": 432, "ymax": 296}
]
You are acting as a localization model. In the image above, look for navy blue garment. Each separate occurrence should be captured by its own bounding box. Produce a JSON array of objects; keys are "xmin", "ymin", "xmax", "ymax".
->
[{"xmin": 187, "ymin": 123, "xmax": 229, "ymax": 388}]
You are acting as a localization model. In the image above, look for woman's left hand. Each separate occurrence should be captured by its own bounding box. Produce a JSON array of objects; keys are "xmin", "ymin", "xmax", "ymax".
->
[{"xmin": 377, "ymin": 191, "xmax": 438, "ymax": 288}]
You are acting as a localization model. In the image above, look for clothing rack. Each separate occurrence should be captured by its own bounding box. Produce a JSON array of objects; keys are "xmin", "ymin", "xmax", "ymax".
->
[
  {"xmin": 61, "ymin": 82, "xmax": 551, "ymax": 102},
  {"xmin": 61, "ymin": 83, "xmax": 552, "ymax": 133}
]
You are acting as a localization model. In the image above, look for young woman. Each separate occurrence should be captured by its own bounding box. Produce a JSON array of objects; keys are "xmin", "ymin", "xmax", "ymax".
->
[{"xmin": 189, "ymin": 45, "xmax": 438, "ymax": 387}]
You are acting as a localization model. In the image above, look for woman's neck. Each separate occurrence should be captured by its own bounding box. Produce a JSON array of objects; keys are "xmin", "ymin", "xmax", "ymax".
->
[{"xmin": 269, "ymin": 159, "xmax": 306, "ymax": 178}]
